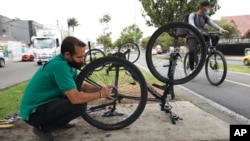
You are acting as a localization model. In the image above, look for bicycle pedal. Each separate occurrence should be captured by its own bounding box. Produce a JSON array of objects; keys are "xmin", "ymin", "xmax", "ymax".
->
[
  {"xmin": 172, "ymin": 115, "xmax": 183, "ymax": 121},
  {"xmin": 102, "ymin": 111, "xmax": 124, "ymax": 117}
]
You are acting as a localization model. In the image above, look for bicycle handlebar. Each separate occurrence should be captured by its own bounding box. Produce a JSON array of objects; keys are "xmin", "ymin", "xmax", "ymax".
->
[{"xmin": 201, "ymin": 31, "xmax": 225, "ymax": 36}]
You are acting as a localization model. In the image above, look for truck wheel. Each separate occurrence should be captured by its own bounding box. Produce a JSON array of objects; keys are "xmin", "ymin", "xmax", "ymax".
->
[
  {"xmin": 37, "ymin": 62, "xmax": 42, "ymax": 65},
  {"xmin": 0, "ymin": 59, "xmax": 5, "ymax": 67}
]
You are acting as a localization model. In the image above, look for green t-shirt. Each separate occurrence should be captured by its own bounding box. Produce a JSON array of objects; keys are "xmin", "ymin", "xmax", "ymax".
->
[{"xmin": 20, "ymin": 54, "xmax": 77, "ymax": 120}]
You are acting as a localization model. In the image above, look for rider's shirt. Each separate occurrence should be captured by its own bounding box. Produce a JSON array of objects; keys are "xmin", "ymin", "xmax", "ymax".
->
[{"xmin": 188, "ymin": 13, "xmax": 221, "ymax": 31}]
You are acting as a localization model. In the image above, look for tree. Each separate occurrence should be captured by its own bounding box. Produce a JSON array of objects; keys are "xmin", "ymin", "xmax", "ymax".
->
[
  {"xmin": 140, "ymin": 33, "xmax": 173, "ymax": 52},
  {"xmin": 140, "ymin": 36, "xmax": 151, "ymax": 49},
  {"xmin": 114, "ymin": 24, "xmax": 143, "ymax": 45},
  {"xmin": 99, "ymin": 13, "xmax": 111, "ymax": 29},
  {"xmin": 139, "ymin": 0, "xmax": 220, "ymax": 27},
  {"xmin": 96, "ymin": 33, "xmax": 113, "ymax": 48},
  {"xmin": 98, "ymin": 13, "xmax": 111, "ymax": 48},
  {"xmin": 67, "ymin": 17, "xmax": 79, "ymax": 34}
]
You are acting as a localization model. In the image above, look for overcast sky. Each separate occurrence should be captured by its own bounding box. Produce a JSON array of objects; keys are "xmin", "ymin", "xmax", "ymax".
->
[{"xmin": 0, "ymin": 0, "xmax": 249, "ymax": 41}]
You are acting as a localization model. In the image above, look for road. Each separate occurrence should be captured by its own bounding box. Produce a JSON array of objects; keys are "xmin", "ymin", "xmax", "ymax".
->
[
  {"xmin": 136, "ymin": 54, "xmax": 250, "ymax": 121},
  {"xmin": 0, "ymin": 61, "xmax": 39, "ymax": 90},
  {"xmin": 182, "ymin": 69, "xmax": 250, "ymax": 119}
]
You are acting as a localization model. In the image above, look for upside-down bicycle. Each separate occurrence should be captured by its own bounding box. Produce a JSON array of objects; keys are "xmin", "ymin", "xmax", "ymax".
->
[
  {"xmin": 76, "ymin": 22, "xmax": 206, "ymax": 130},
  {"xmin": 85, "ymin": 41, "xmax": 140, "ymax": 66}
]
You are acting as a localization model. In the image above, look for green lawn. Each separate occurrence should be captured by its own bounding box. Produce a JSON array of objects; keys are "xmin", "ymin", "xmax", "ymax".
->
[
  {"xmin": 0, "ymin": 82, "xmax": 28, "ymax": 119},
  {"xmin": 227, "ymin": 64, "xmax": 250, "ymax": 73}
]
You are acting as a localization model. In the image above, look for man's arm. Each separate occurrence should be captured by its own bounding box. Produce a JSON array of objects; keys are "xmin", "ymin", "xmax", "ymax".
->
[
  {"xmin": 207, "ymin": 16, "xmax": 229, "ymax": 33},
  {"xmin": 81, "ymin": 82, "xmax": 101, "ymax": 93},
  {"xmin": 206, "ymin": 17, "xmax": 220, "ymax": 31},
  {"xmin": 188, "ymin": 13, "xmax": 197, "ymax": 28},
  {"xmin": 65, "ymin": 86, "xmax": 113, "ymax": 104}
]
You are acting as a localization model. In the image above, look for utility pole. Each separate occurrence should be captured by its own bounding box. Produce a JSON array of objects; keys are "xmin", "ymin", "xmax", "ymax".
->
[{"xmin": 134, "ymin": 0, "xmax": 137, "ymax": 43}]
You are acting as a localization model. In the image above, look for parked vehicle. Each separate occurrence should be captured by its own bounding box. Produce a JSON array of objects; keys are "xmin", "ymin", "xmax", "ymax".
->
[
  {"xmin": 0, "ymin": 47, "xmax": 5, "ymax": 67},
  {"xmin": 245, "ymin": 48, "xmax": 250, "ymax": 56},
  {"xmin": 31, "ymin": 28, "xmax": 67, "ymax": 65},
  {"xmin": 242, "ymin": 55, "xmax": 250, "ymax": 66},
  {"xmin": 152, "ymin": 49, "xmax": 157, "ymax": 55},
  {"xmin": 155, "ymin": 45, "xmax": 163, "ymax": 54},
  {"xmin": 21, "ymin": 49, "xmax": 35, "ymax": 61}
]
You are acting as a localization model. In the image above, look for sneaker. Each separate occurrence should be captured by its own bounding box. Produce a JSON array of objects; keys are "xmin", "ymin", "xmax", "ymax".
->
[{"xmin": 32, "ymin": 127, "xmax": 54, "ymax": 141}]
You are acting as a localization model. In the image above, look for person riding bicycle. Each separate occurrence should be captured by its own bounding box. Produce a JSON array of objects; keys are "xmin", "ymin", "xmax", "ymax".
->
[
  {"xmin": 20, "ymin": 36, "xmax": 113, "ymax": 141},
  {"xmin": 187, "ymin": 0, "xmax": 228, "ymax": 70}
]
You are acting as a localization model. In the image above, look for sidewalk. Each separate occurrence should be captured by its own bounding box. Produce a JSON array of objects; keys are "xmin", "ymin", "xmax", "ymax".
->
[
  {"xmin": 0, "ymin": 100, "xmax": 233, "ymax": 141},
  {"xmin": 225, "ymin": 55, "xmax": 243, "ymax": 61}
]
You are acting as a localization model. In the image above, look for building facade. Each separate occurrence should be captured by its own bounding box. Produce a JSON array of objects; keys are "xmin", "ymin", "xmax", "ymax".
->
[
  {"xmin": 0, "ymin": 15, "xmax": 43, "ymax": 45},
  {"xmin": 222, "ymin": 15, "xmax": 250, "ymax": 39}
]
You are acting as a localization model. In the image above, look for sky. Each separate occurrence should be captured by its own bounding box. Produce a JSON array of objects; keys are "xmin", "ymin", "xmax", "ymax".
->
[{"xmin": 0, "ymin": 0, "xmax": 249, "ymax": 42}]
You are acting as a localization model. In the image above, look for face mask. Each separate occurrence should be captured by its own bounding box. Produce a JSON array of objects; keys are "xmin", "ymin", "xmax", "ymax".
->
[
  {"xmin": 68, "ymin": 58, "xmax": 83, "ymax": 69},
  {"xmin": 204, "ymin": 9, "xmax": 210, "ymax": 15}
]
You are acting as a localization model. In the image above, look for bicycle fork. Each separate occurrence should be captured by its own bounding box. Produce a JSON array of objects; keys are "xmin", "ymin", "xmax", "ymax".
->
[{"xmin": 148, "ymin": 51, "xmax": 183, "ymax": 124}]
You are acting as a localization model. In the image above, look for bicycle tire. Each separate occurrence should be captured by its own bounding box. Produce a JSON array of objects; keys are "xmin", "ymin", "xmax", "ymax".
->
[
  {"xmin": 183, "ymin": 52, "xmax": 190, "ymax": 75},
  {"xmin": 84, "ymin": 49, "xmax": 105, "ymax": 65},
  {"xmin": 76, "ymin": 56, "xmax": 148, "ymax": 130},
  {"xmin": 205, "ymin": 51, "xmax": 227, "ymax": 86},
  {"xmin": 146, "ymin": 22, "xmax": 206, "ymax": 84},
  {"xmin": 183, "ymin": 51, "xmax": 202, "ymax": 75},
  {"xmin": 118, "ymin": 42, "xmax": 140, "ymax": 63}
]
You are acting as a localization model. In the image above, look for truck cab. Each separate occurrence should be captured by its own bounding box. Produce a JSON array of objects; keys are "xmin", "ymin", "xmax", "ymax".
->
[{"xmin": 32, "ymin": 29, "xmax": 62, "ymax": 65}]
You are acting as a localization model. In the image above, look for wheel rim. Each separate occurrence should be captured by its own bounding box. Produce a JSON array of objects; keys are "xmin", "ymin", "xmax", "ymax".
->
[
  {"xmin": 205, "ymin": 52, "xmax": 227, "ymax": 85},
  {"xmin": 77, "ymin": 57, "xmax": 147, "ymax": 130},
  {"xmin": 119, "ymin": 42, "xmax": 140, "ymax": 63},
  {"xmin": 145, "ymin": 22, "xmax": 206, "ymax": 84}
]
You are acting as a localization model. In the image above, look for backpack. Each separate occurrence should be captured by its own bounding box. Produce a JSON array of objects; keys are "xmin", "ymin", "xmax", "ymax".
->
[{"xmin": 176, "ymin": 13, "xmax": 208, "ymax": 37}]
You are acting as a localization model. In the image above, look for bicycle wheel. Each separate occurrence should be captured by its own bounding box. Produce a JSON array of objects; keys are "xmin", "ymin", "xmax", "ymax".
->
[
  {"xmin": 84, "ymin": 49, "xmax": 105, "ymax": 65},
  {"xmin": 76, "ymin": 57, "xmax": 148, "ymax": 130},
  {"xmin": 205, "ymin": 51, "xmax": 227, "ymax": 86},
  {"xmin": 118, "ymin": 42, "xmax": 140, "ymax": 63},
  {"xmin": 183, "ymin": 51, "xmax": 202, "ymax": 75},
  {"xmin": 146, "ymin": 22, "xmax": 206, "ymax": 84}
]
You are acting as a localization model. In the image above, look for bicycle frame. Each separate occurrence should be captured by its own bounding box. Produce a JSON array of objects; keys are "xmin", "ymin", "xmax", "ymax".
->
[
  {"xmin": 205, "ymin": 33, "xmax": 218, "ymax": 55},
  {"xmin": 146, "ymin": 38, "xmax": 183, "ymax": 124},
  {"xmin": 84, "ymin": 47, "xmax": 182, "ymax": 123}
]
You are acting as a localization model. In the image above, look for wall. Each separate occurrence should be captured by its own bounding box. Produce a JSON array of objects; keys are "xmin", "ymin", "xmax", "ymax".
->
[{"xmin": 217, "ymin": 43, "xmax": 250, "ymax": 56}]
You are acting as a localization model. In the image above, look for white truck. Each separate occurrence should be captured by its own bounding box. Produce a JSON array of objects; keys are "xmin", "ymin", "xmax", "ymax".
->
[{"xmin": 32, "ymin": 28, "xmax": 64, "ymax": 65}]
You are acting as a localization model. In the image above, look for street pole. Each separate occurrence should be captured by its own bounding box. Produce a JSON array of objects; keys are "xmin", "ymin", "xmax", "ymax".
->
[{"xmin": 134, "ymin": 0, "xmax": 137, "ymax": 43}]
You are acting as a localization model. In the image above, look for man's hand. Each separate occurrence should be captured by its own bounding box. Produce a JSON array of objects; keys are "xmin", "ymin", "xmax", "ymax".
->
[
  {"xmin": 219, "ymin": 28, "xmax": 229, "ymax": 34},
  {"xmin": 100, "ymin": 86, "xmax": 114, "ymax": 99}
]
